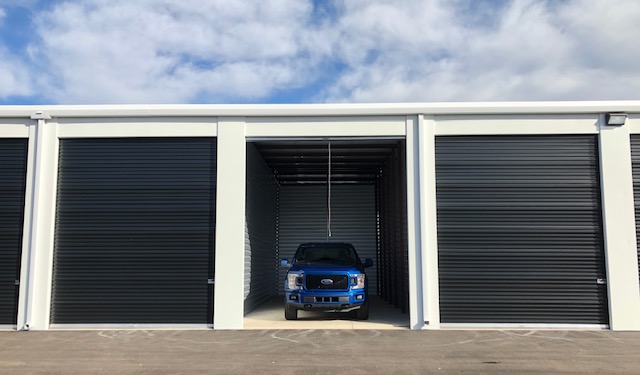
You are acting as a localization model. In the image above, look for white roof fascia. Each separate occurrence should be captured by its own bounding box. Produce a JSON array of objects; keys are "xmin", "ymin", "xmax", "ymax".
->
[{"xmin": 0, "ymin": 101, "xmax": 639, "ymax": 119}]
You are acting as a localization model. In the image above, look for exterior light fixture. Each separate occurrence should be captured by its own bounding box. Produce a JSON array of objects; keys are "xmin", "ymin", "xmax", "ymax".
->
[{"xmin": 606, "ymin": 113, "xmax": 627, "ymax": 126}]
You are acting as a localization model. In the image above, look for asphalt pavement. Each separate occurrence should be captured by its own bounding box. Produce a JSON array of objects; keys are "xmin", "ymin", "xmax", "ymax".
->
[{"xmin": 1, "ymin": 329, "xmax": 639, "ymax": 374}]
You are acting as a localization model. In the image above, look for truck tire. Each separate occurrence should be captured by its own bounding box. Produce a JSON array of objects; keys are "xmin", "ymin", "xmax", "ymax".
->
[
  {"xmin": 285, "ymin": 305, "xmax": 298, "ymax": 320},
  {"xmin": 355, "ymin": 301, "xmax": 369, "ymax": 320}
]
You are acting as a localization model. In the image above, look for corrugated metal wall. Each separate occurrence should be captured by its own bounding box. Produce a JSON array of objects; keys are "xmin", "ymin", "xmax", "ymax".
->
[
  {"xmin": 244, "ymin": 144, "xmax": 279, "ymax": 313},
  {"xmin": 436, "ymin": 135, "xmax": 608, "ymax": 324},
  {"xmin": 278, "ymin": 185, "xmax": 377, "ymax": 294},
  {"xmin": 0, "ymin": 139, "xmax": 28, "ymax": 325},
  {"xmin": 52, "ymin": 138, "xmax": 216, "ymax": 324},
  {"xmin": 630, "ymin": 135, "xmax": 640, "ymax": 288},
  {"xmin": 376, "ymin": 143, "xmax": 409, "ymax": 312}
]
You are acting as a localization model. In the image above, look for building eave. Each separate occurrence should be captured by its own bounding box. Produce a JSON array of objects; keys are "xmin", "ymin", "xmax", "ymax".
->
[{"xmin": 1, "ymin": 100, "xmax": 640, "ymax": 118}]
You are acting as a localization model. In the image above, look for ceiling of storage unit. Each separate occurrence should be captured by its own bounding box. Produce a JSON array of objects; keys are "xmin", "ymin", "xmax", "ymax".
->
[{"xmin": 253, "ymin": 140, "xmax": 400, "ymax": 185}]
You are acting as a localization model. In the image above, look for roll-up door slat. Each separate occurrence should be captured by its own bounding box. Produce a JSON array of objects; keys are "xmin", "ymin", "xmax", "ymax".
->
[
  {"xmin": 52, "ymin": 138, "xmax": 216, "ymax": 324},
  {"xmin": 436, "ymin": 135, "xmax": 608, "ymax": 324},
  {"xmin": 629, "ymin": 135, "xmax": 640, "ymax": 289},
  {"xmin": 0, "ymin": 139, "xmax": 28, "ymax": 325}
]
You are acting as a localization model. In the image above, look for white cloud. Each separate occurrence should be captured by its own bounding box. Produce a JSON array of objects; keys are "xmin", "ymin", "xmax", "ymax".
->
[
  {"xmin": 30, "ymin": 0, "xmax": 320, "ymax": 103},
  {"xmin": 8, "ymin": 0, "xmax": 640, "ymax": 103},
  {"xmin": 319, "ymin": 0, "xmax": 640, "ymax": 102},
  {"xmin": 0, "ymin": 46, "xmax": 33, "ymax": 98}
]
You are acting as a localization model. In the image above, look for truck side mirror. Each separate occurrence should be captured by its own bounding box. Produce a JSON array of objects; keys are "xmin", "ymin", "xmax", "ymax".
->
[
  {"xmin": 364, "ymin": 259, "xmax": 373, "ymax": 268},
  {"xmin": 280, "ymin": 259, "xmax": 290, "ymax": 267}
]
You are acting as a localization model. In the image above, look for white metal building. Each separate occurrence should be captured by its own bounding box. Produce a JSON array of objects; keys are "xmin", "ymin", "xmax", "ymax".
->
[{"xmin": 1, "ymin": 102, "xmax": 640, "ymax": 331}]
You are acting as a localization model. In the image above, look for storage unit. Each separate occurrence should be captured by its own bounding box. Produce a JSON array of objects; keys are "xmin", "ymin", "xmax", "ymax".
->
[
  {"xmin": 435, "ymin": 135, "xmax": 608, "ymax": 324},
  {"xmin": 51, "ymin": 138, "xmax": 216, "ymax": 324},
  {"xmin": 243, "ymin": 139, "xmax": 410, "ymax": 316},
  {"xmin": 0, "ymin": 139, "xmax": 28, "ymax": 325}
]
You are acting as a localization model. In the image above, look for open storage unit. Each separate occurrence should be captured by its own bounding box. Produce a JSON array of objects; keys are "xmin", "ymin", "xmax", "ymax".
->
[{"xmin": 243, "ymin": 139, "xmax": 410, "ymax": 324}]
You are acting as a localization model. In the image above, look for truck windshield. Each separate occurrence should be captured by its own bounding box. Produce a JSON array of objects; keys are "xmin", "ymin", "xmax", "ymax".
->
[{"xmin": 294, "ymin": 246, "xmax": 359, "ymax": 265}]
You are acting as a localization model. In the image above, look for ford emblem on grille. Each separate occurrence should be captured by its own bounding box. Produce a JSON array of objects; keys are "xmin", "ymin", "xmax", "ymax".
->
[{"xmin": 320, "ymin": 278, "xmax": 334, "ymax": 285}]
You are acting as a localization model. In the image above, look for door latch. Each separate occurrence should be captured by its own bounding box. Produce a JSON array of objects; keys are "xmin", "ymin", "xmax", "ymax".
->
[{"xmin": 596, "ymin": 278, "xmax": 607, "ymax": 285}]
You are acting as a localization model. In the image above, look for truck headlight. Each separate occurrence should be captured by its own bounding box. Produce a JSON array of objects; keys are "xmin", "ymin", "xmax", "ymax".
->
[
  {"xmin": 352, "ymin": 273, "xmax": 365, "ymax": 289},
  {"xmin": 287, "ymin": 272, "xmax": 304, "ymax": 290}
]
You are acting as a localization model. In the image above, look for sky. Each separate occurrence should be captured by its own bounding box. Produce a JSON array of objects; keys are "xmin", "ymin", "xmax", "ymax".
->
[{"xmin": 0, "ymin": 0, "xmax": 639, "ymax": 105}]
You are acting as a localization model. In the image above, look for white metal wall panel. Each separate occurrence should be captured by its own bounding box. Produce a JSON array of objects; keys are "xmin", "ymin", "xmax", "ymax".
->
[
  {"xmin": 56, "ymin": 117, "xmax": 217, "ymax": 138},
  {"xmin": 0, "ymin": 119, "xmax": 31, "ymax": 138},
  {"xmin": 244, "ymin": 144, "xmax": 279, "ymax": 313},
  {"xmin": 277, "ymin": 185, "xmax": 377, "ymax": 294},
  {"xmin": 434, "ymin": 114, "xmax": 599, "ymax": 135},
  {"xmin": 245, "ymin": 116, "xmax": 406, "ymax": 137}
]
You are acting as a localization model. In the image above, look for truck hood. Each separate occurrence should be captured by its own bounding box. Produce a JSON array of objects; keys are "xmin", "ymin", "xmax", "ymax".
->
[{"xmin": 289, "ymin": 262, "xmax": 363, "ymax": 274}]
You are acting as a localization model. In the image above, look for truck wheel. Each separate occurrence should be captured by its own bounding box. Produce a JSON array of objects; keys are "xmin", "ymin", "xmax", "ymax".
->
[
  {"xmin": 285, "ymin": 305, "xmax": 298, "ymax": 320},
  {"xmin": 355, "ymin": 301, "xmax": 369, "ymax": 320}
]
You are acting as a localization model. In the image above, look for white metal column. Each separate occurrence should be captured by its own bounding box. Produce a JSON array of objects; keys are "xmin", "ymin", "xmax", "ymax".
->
[
  {"xmin": 599, "ymin": 114, "xmax": 640, "ymax": 330},
  {"xmin": 17, "ymin": 115, "xmax": 59, "ymax": 331},
  {"xmin": 405, "ymin": 116, "xmax": 424, "ymax": 329},
  {"xmin": 418, "ymin": 115, "xmax": 440, "ymax": 329},
  {"xmin": 213, "ymin": 117, "xmax": 247, "ymax": 329}
]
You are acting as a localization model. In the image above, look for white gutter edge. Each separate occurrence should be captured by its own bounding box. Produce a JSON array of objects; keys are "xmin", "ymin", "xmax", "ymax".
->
[{"xmin": 0, "ymin": 101, "xmax": 639, "ymax": 118}]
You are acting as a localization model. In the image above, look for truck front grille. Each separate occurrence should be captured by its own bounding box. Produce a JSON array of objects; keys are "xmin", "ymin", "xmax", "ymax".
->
[
  {"xmin": 304, "ymin": 296, "xmax": 341, "ymax": 303},
  {"xmin": 305, "ymin": 275, "xmax": 349, "ymax": 290},
  {"xmin": 303, "ymin": 296, "xmax": 351, "ymax": 303}
]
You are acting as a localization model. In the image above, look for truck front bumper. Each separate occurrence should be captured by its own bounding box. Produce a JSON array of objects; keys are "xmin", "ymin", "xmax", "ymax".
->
[{"xmin": 284, "ymin": 291, "xmax": 366, "ymax": 311}]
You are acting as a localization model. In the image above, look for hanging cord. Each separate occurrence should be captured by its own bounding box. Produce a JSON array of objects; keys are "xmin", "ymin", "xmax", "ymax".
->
[{"xmin": 327, "ymin": 141, "xmax": 332, "ymax": 241}]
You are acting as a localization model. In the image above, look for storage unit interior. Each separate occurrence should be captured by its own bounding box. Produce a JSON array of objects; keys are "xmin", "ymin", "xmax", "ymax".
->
[{"xmin": 244, "ymin": 139, "xmax": 410, "ymax": 325}]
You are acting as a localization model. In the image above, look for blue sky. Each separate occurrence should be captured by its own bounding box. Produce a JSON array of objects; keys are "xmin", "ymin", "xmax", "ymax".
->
[{"xmin": 0, "ymin": 0, "xmax": 639, "ymax": 105}]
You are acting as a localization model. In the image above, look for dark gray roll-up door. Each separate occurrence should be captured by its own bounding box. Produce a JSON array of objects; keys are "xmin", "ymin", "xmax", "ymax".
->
[
  {"xmin": 0, "ymin": 139, "xmax": 28, "ymax": 325},
  {"xmin": 436, "ymin": 135, "xmax": 608, "ymax": 324},
  {"xmin": 52, "ymin": 138, "xmax": 216, "ymax": 324},
  {"xmin": 630, "ymin": 135, "xmax": 640, "ymax": 287}
]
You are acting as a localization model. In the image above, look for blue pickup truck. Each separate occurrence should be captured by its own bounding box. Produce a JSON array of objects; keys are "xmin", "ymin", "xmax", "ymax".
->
[{"xmin": 281, "ymin": 242, "xmax": 373, "ymax": 320}]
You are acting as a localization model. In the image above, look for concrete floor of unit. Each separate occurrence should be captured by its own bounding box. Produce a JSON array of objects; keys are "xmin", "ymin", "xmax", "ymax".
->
[{"xmin": 244, "ymin": 295, "xmax": 409, "ymax": 329}]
